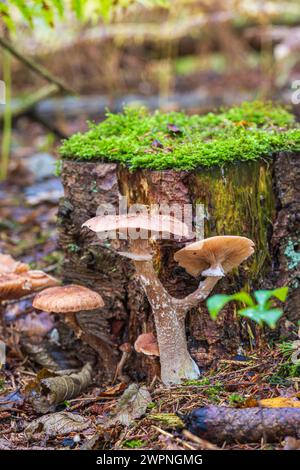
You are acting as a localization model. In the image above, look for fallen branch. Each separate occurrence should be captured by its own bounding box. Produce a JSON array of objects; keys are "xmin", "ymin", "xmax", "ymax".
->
[
  {"xmin": 0, "ymin": 84, "xmax": 59, "ymax": 121},
  {"xmin": 184, "ymin": 406, "xmax": 300, "ymax": 443},
  {"xmin": 0, "ymin": 36, "xmax": 75, "ymax": 95}
]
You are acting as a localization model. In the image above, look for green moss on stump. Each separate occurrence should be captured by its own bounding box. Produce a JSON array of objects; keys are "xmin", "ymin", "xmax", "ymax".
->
[{"xmin": 60, "ymin": 101, "xmax": 300, "ymax": 171}]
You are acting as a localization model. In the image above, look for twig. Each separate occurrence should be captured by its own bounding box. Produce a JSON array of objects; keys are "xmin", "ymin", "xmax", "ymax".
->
[
  {"xmin": 151, "ymin": 425, "xmax": 196, "ymax": 450},
  {"xmin": 182, "ymin": 430, "xmax": 220, "ymax": 450},
  {"xmin": 0, "ymin": 36, "xmax": 75, "ymax": 95}
]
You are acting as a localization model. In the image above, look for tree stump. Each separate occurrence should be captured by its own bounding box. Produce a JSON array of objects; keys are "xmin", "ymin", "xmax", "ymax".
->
[{"xmin": 57, "ymin": 151, "xmax": 300, "ymax": 381}]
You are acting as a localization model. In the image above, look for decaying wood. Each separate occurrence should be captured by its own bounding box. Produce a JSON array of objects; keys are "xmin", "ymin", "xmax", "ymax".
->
[
  {"xmin": 185, "ymin": 406, "xmax": 300, "ymax": 443},
  {"xmin": 58, "ymin": 153, "xmax": 300, "ymax": 380}
]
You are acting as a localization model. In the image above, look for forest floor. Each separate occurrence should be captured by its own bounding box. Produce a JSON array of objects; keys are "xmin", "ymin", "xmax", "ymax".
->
[{"xmin": 0, "ymin": 117, "xmax": 300, "ymax": 451}]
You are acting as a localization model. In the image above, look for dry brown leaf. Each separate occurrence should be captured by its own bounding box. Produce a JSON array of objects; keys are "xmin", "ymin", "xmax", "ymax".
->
[
  {"xmin": 14, "ymin": 311, "xmax": 54, "ymax": 339},
  {"xmin": 25, "ymin": 412, "xmax": 90, "ymax": 437},
  {"xmin": 259, "ymin": 397, "xmax": 300, "ymax": 408},
  {"xmin": 25, "ymin": 363, "xmax": 93, "ymax": 413},
  {"xmin": 284, "ymin": 436, "xmax": 300, "ymax": 450},
  {"xmin": 109, "ymin": 383, "xmax": 152, "ymax": 426},
  {"xmin": 100, "ymin": 382, "xmax": 127, "ymax": 397}
]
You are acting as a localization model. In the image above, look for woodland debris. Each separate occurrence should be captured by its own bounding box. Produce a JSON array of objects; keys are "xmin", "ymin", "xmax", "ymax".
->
[
  {"xmin": 25, "ymin": 411, "xmax": 90, "ymax": 438},
  {"xmin": 0, "ymin": 389, "xmax": 24, "ymax": 410},
  {"xmin": 184, "ymin": 406, "xmax": 300, "ymax": 443},
  {"xmin": 109, "ymin": 383, "xmax": 152, "ymax": 426},
  {"xmin": 25, "ymin": 363, "xmax": 93, "ymax": 413},
  {"xmin": 148, "ymin": 412, "xmax": 184, "ymax": 429},
  {"xmin": 283, "ymin": 436, "xmax": 300, "ymax": 450}
]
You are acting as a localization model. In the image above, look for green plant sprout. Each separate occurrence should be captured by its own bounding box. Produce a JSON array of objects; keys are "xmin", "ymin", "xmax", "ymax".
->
[{"xmin": 207, "ymin": 287, "xmax": 289, "ymax": 329}]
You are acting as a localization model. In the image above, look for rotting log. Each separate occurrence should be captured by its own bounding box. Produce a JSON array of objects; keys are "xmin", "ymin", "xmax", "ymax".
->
[
  {"xmin": 58, "ymin": 153, "xmax": 300, "ymax": 381},
  {"xmin": 184, "ymin": 406, "xmax": 300, "ymax": 443}
]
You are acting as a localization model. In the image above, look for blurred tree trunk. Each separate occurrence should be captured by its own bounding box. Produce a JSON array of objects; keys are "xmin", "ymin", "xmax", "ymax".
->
[{"xmin": 58, "ymin": 153, "xmax": 300, "ymax": 381}]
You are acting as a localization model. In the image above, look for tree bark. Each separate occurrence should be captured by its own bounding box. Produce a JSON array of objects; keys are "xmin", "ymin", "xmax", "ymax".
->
[
  {"xmin": 185, "ymin": 406, "xmax": 300, "ymax": 443},
  {"xmin": 58, "ymin": 153, "xmax": 300, "ymax": 380}
]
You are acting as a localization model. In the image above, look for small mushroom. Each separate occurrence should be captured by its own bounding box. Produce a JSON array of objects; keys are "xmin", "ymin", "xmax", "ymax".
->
[
  {"xmin": 134, "ymin": 333, "xmax": 160, "ymax": 357},
  {"xmin": 33, "ymin": 284, "xmax": 104, "ymax": 339},
  {"xmin": 113, "ymin": 342, "xmax": 133, "ymax": 383},
  {"xmin": 174, "ymin": 236, "xmax": 255, "ymax": 278}
]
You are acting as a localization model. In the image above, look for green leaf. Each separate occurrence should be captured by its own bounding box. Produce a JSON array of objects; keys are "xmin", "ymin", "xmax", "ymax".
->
[
  {"xmin": 254, "ymin": 287, "xmax": 288, "ymax": 307},
  {"xmin": 71, "ymin": 0, "xmax": 83, "ymax": 19},
  {"xmin": 11, "ymin": 0, "xmax": 34, "ymax": 28},
  {"xmin": 207, "ymin": 291, "xmax": 254, "ymax": 320},
  {"xmin": 0, "ymin": 4, "xmax": 15, "ymax": 32},
  {"xmin": 207, "ymin": 294, "xmax": 232, "ymax": 320},
  {"xmin": 229, "ymin": 292, "xmax": 254, "ymax": 306},
  {"xmin": 51, "ymin": 0, "xmax": 64, "ymax": 17},
  {"xmin": 239, "ymin": 306, "xmax": 283, "ymax": 329}
]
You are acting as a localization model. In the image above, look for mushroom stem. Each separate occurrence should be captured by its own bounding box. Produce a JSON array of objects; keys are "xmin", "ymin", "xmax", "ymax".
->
[
  {"xmin": 133, "ymin": 258, "xmax": 219, "ymax": 385},
  {"xmin": 113, "ymin": 351, "xmax": 129, "ymax": 383}
]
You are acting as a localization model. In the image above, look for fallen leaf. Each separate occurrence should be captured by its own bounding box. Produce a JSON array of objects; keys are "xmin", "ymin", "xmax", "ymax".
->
[
  {"xmin": 110, "ymin": 383, "xmax": 152, "ymax": 426},
  {"xmin": 0, "ymin": 389, "xmax": 24, "ymax": 410},
  {"xmin": 25, "ymin": 412, "xmax": 90, "ymax": 437},
  {"xmin": 259, "ymin": 396, "xmax": 300, "ymax": 408},
  {"xmin": 284, "ymin": 436, "xmax": 300, "ymax": 450},
  {"xmin": 100, "ymin": 382, "xmax": 127, "ymax": 397},
  {"xmin": 14, "ymin": 311, "xmax": 54, "ymax": 339},
  {"xmin": 25, "ymin": 363, "xmax": 93, "ymax": 413}
]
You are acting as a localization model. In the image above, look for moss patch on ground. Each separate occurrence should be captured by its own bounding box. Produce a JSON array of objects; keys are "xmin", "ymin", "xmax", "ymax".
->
[{"xmin": 60, "ymin": 101, "xmax": 300, "ymax": 170}]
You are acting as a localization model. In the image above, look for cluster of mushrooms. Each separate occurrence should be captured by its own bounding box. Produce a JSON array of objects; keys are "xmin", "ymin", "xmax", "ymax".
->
[
  {"xmin": 81, "ymin": 213, "xmax": 254, "ymax": 385},
  {"xmin": 1, "ymin": 213, "xmax": 254, "ymax": 386}
]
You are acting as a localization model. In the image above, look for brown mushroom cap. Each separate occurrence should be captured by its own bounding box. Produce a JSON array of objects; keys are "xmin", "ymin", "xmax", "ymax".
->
[
  {"xmin": 0, "ymin": 253, "xmax": 29, "ymax": 274},
  {"xmin": 174, "ymin": 236, "xmax": 255, "ymax": 277},
  {"xmin": 0, "ymin": 270, "xmax": 59, "ymax": 301},
  {"xmin": 119, "ymin": 342, "xmax": 133, "ymax": 354},
  {"xmin": 33, "ymin": 284, "xmax": 104, "ymax": 313},
  {"xmin": 82, "ymin": 213, "xmax": 189, "ymax": 238},
  {"xmin": 134, "ymin": 333, "xmax": 160, "ymax": 357}
]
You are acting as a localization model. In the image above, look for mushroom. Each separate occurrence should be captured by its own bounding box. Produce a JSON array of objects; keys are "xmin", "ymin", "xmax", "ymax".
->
[
  {"xmin": 33, "ymin": 284, "xmax": 106, "ymax": 353},
  {"xmin": 113, "ymin": 342, "xmax": 133, "ymax": 383},
  {"xmin": 83, "ymin": 213, "xmax": 255, "ymax": 385},
  {"xmin": 174, "ymin": 236, "xmax": 255, "ymax": 278},
  {"xmin": 0, "ymin": 253, "xmax": 29, "ymax": 274},
  {"xmin": 0, "ymin": 270, "xmax": 59, "ymax": 301},
  {"xmin": 134, "ymin": 333, "xmax": 160, "ymax": 357}
]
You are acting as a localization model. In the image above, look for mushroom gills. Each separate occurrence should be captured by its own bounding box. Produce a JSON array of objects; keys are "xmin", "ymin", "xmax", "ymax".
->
[{"xmin": 201, "ymin": 264, "xmax": 225, "ymax": 277}]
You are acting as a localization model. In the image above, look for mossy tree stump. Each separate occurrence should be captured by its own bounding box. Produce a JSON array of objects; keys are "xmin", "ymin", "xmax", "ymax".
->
[{"xmin": 58, "ymin": 103, "xmax": 300, "ymax": 381}]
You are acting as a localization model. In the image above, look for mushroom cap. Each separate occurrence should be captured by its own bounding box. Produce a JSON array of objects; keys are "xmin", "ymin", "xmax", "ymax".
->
[
  {"xmin": 0, "ymin": 253, "xmax": 29, "ymax": 274},
  {"xmin": 82, "ymin": 213, "xmax": 189, "ymax": 238},
  {"xmin": 0, "ymin": 270, "xmax": 59, "ymax": 301},
  {"xmin": 33, "ymin": 284, "xmax": 104, "ymax": 313},
  {"xmin": 134, "ymin": 332, "xmax": 160, "ymax": 357},
  {"xmin": 174, "ymin": 235, "xmax": 255, "ymax": 277},
  {"xmin": 119, "ymin": 342, "xmax": 133, "ymax": 353}
]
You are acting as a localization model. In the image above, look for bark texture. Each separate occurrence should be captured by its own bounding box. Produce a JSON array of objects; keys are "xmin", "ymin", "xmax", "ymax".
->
[
  {"xmin": 58, "ymin": 154, "xmax": 300, "ymax": 380},
  {"xmin": 185, "ymin": 406, "xmax": 300, "ymax": 443}
]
